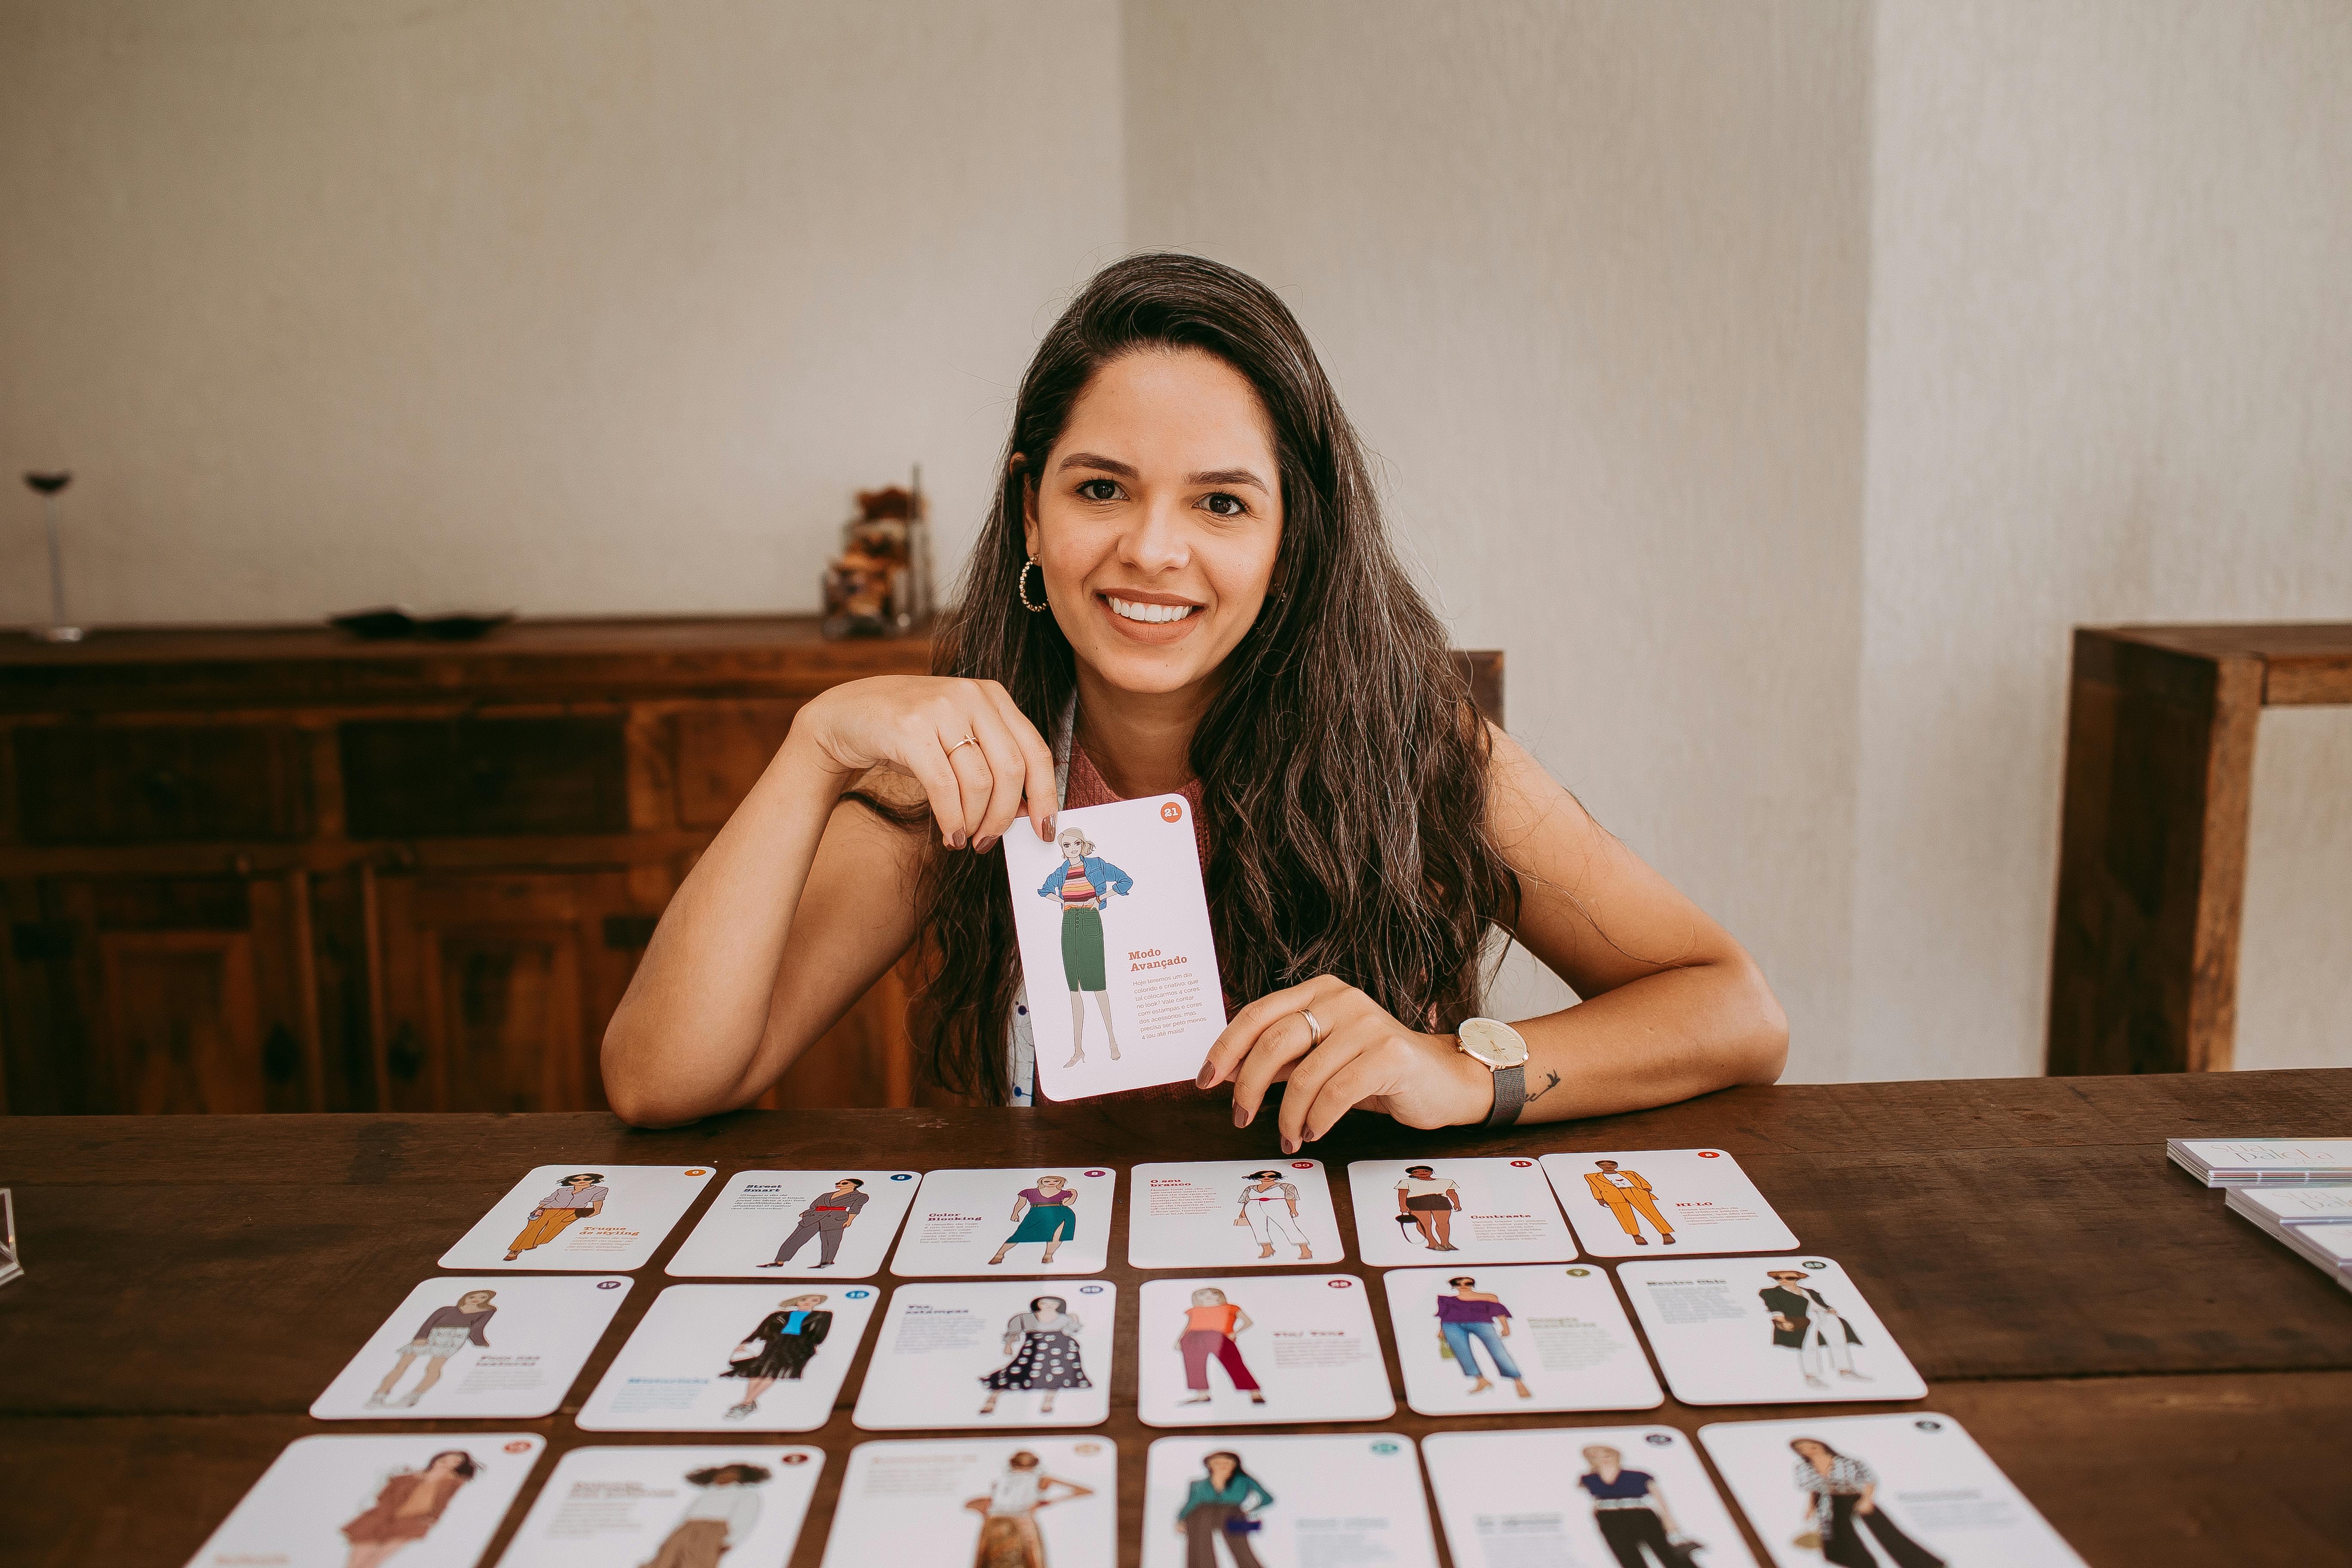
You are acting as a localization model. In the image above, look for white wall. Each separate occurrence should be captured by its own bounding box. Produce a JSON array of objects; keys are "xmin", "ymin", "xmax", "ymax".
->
[{"xmin": 0, "ymin": 0, "xmax": 1124, "ymax": 626}]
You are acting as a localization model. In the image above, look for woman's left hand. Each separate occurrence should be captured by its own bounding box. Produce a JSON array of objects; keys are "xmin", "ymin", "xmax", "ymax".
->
[{"xmin": 1196, "ymin": 977, "xmax": 1493, "ymax": 1151}]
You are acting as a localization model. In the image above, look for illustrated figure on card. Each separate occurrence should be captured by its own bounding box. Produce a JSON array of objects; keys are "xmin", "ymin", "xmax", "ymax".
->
[
  {"xmin": 1761, "ymin": 1271, "xmax": 1874, "ymax": 1390},
  {"xmin": 1036, "ymin": 826, "xmax": 1135, "ymax": 1066},
  {"xmin": 1576, "ymin": 1444, "xmax": 1694, "ymax": 1568},
  {"xmin": 720, "ymin": 1294, "xmax": 832, "ymax": 1420},
  {"xmin": 1435, "ymin": 1276, "xmax": 1530, "ymax": 1400},
  {"xmin": 1175, "ymin": 1287, "xmax": 1265, "ymax": 1407},
  {"xmin": 1175, "ymin": 1450, "xmax": 1274, "ymax": 1568},
  {"xmin": 990, "ymin": 1176, "xmax": 1081, "ymax": 1266},
  {"xmin": 644, "ymin": 1462, "xmax": 772, "ymax": 1568},
  {"xmin": 760, "ymin": 1178, "xmax": 870, "ymax": 1270},
  {"xmin": 1789, "ymin": 1437, "xmax": 1946, "ymax": 1568},
  {"xmin": 367, "ymin": 1288, "xmax": 495, "ymax": 1410},
  {"xmin": 338, "ymin": 1449, "xmax": 477, "ymax": 1568},
  {"xmin": 1395, "ymin": 1166, "xmax": 1463, "ymax": 1250},
  {"xmin": 980, "ymin": 1295, "xmax": 1094, "ymax": 1417},
  {"xmin": 1584, "ymin": 1161, "xmax": 1676, "ymax": 1246},
  {"xmin": 1236, "ymin": 1171, "xmax": 1314, "ymax": 1260},
  {"xmin": 965, "ymin": 1449, "xmax": 1096, "ymax": 1568},
  {"xmin": 505, "ymin": 1172, "xmax": 609, "ymax": 1260}
]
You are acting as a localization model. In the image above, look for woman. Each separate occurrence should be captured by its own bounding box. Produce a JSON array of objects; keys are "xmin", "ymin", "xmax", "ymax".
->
[
  {"xmin": 1175, "ymin": 1451, "xmax": 1273, "ymax": 1568},
  {"xmin": 603, "ymin": 253, "xmax": 1786, "ymax": 1134},
  {"xmin": 1395, "ymin": 1166, "xmax": 1462, "ymax": 1250},
  {"xmin": 643, "ymin": 1463, "xmax": 769, "ymax": 1568},
  {"xmin": 505, "ymin": 1171, "xmax": 607, "ymax": 1261},
  {"xmin": 962, "ymin": 1450, "xmax": 1093, "ymax": 1568},
  {"xmin": 1436, "ymin": 1276, "xmax": 1529, "ymax": 1398},
  {"xmin": 719, "ymin": 1293, "xmax": 831, "ymax": 1419},
  {"xmin": 1790, "ymin": 1438, "xmax": 1944, "ymax": 1568},
  {"xmin": 1576, "ymin": 1445, "xmax": 1686, "ymax": 1568},
  {"xmin": 339, "ymin": 1449, "xmax": 475, "ymax": 1568},
  {"xmin": 1174, "ymin": 1286, "xmax": 1264, "ymax": 1406},
  {"xmin": 980, "ymin": 1294, "xmax": 1091, "ymax": 1415},
  {"xmin": 1039, "ymin": 825, "xmax": 1133, "ymax": 1066},
  {"xmin": 1235, "ymin": 1170, "xmax": 1312, "ymax": 1259},
  {"xmin": 367, "ymin": 1289, "xmax": 495, "ymax": 1409},
  {"xmin": 989, "ymin": 1175, "xmax": 1078, "ymax": 1266}
]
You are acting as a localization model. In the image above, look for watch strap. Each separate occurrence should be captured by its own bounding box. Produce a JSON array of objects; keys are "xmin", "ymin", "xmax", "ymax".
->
[{"xmin": 1484, "ymin": 1062, "xmax": 1526, "ymax": 1127}]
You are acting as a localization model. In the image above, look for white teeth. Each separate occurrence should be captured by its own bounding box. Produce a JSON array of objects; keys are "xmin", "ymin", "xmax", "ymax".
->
[{"xmin": 1106, "ymin": 596, "xmax": 1197, "ymax": 625}]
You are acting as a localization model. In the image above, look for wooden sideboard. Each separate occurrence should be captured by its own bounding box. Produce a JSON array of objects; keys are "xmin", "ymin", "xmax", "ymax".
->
[{"xmin": 0, "ymin": 617, "xmax": 935, "ymax": 1116}]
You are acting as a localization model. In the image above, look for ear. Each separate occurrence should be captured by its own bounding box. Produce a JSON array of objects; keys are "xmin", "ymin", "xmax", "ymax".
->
[{"xmin": 1015, "ymin": 454, "xmax": 1041, "ymax": 557}]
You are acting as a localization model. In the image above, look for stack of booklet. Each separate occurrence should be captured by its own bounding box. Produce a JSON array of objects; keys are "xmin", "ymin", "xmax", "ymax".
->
[
  {"xmin": 2224, "ymin": 1184, "xmax": 2352, "ymax": 1292},
  {"xmin": 2171, "ymin": 1137, "xmax": 2352, "ymax": 1294}
]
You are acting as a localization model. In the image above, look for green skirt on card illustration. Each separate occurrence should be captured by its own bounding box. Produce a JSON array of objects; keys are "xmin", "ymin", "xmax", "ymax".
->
[{"xmin": 1060, "ymin": 905, "xmax": 1108, "ymax": 992}]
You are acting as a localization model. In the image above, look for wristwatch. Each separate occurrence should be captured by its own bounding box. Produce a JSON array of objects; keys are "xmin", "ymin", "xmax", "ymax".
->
[{"xmin": 1455, "ymin": 1017, "xmax": 1531, "ymax": 1127}]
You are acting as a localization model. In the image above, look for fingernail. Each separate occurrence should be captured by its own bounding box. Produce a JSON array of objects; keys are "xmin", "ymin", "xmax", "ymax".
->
[
  {"xmin": 1196, "ymin": 1065, "xmax": 1216, "ymax": 1089},
  {"xmin": 974, "ymin": 835, "xmax": 998, "ymax": 853},
  {"xmin": 1280, "ymin": 1137, "xmax": 1299, "ymax": 1155},
  {"xmin": 1234, "ymin": 1105, "xmax": 1250, "ymax": 1128}
]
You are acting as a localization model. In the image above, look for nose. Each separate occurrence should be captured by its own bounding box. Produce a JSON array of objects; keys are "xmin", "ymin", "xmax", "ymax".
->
[{"xmin": 1118, "ymin": 493, "xmax": 1191, "ymax": 575}]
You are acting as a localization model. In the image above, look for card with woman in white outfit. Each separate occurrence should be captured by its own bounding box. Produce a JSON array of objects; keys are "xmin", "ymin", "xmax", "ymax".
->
[{"xmin": 1127, "ymin": 1159, "xmax": 1342, "ymax": 1268}]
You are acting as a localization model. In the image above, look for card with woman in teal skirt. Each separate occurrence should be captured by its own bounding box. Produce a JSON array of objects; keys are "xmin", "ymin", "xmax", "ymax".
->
[
  {"xmin": 989, "ymin": 1176, "xmax": 1081, "ymax": 1267},
  {"xmin": 1035, "ymin": 827, "xmax": 1136, "ymax": 1068}
]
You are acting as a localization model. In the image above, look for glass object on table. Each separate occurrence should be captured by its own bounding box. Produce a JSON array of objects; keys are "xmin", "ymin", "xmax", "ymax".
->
[
  {"xmin": 0, "ymin": 1188, "xmax": 20, "ymax": 1287},
  {"xmin": 22, "ymin": 470, "xmax": 81, "ymax": 643}
]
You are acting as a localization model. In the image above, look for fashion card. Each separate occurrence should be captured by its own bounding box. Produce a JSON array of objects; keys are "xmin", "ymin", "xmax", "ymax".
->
[
  {"xmin": 1127, "ymin": 1158, "xmax": 1344, "ymax": 1270},
  {"xmin": 576, "ymin": 1283, "xmax": 878, "ymax": 1431},
  {"xmin": 1423, "ymin": 1425, "xmax": 1758, "ymax": 1568},
  {"xmin": 1141, "ymin": 1433, "xmax": 1440, "ymax": 1568},
  {"xmin": 495, "ymin": 1445, "xmax": 823, "ymax": 1568},
  {"xmin": 2168, "ymin": 1136, "xmax": 2352, "ymax": 1185},
  {"xmin": 1700, "ymin": 1412, "xmax": 2089, "ymax": 1568},
  {"xmin": 1542, "ymin": 1148, "xmax": 1799, "ymax": 1258},
  {"xmin": 1002, "ymin": 793, "xmax": 1228, "ymax": 1102},
  {"xmin": 2225, "ymin": 1183, "xmax": 2352, "ymax": 1225},
  {"xmin": 1136, "ymin": 1273, "xmax": 1393, "ymax": 1427},
  {"xmin": 666, "ymin": 1168, "xmax": 921, "ymax": 1279},
  {"xmin": 311, "ymin": 1275, "xmax": 630, "ymax": 1419},
  {"xmin": 1620, "ymin": 1256, "xmax": 1926, "ymax": 1406},
  {"xmin": 853, "ymin": 1279, "xmax": 1116, "ymax": 1430},
  {"xmin": 439, "ymin": 1164, "xmax": 716, "ymax": 1271},
  {"xmin": 890, "ymin": 1166, "xmax": 1118, "ymax": 1277},
  {"xmin": 1383, "ymin": 1264, "xmax": 1662, "ymax": 1416},
  {"xmin": 186, "ymin": 1433, "xmax": 544, "ymax": 1568},
  {"xmin": 821, "ymin": 1438, "xmax": 1117, "ymax": 1568},
  {"xmin": 1347, "ymin": 1156, "xmax": 1579, "ymax": 1266}
]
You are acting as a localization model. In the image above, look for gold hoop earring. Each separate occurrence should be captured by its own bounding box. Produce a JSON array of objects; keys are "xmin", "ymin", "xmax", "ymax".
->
[{"xmin": 1018, "ymin": 559, "xmax": 1049, "ymax": 613}]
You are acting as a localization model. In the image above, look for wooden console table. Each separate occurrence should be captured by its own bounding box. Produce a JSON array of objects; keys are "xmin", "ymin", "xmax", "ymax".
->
[{"xmin": 2048, "ymin": 623, "xmax": 2352, "ymax": 1074}]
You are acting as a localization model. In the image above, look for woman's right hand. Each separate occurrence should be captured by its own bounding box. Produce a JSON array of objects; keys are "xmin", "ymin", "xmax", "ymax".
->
[{"xmin": 793, "ymin": 676, "xmax": 1057, "ymax": 851}]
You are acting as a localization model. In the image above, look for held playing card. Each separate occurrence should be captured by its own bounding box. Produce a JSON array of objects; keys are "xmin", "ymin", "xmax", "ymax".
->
[
  {"xmin": 821, "ymin": 1438, "xmax": 1118, "ymax": 1568},
  {"xmin": 665, "ymin": 1169, "xmax": 921, "ymax": 1279},
  {"xmin": 1003, "ymin": 794, "xmax": 1227, "ymax": 1101},
  {"xmin": 1541, "ymin": 1148, "xmax": 1799, "ymax": 1257},
  {"xmin": 185, "ymin": 1433, "xmax": 545, "ymax": 1568},
  {"xmin": 1423, "ymin": 1425, "xmax": 1759, "ymax": 1568},
  {"xmin": 439, "ymin": 1164, "xmax": 716, "ymax": 1271},
  {"xmin": 1700, "ymin": 1412, "xmax": 2090, "ymax": 1567},
  {"xmin": 1136, "ymin": 1273, "xmax": 1393, "ymax": 1427},
  {"xmin": 575, "ymin": 1283, "xmax": 879, "ymax": 1432},
  {"xmin": 853, "ymin": 1279, "xmax": 1117, "ymax": 1431},
  {"xmin": 1127, "ymin": 1158, "xmax": 1344, "ymax": 1269},
  {"xmin": 1619, "ymin": 1256, "xmax": 1926, "ymax": 1406},
  {"xmin": 494, "ymin": 1445, "xmax": 823, "ymax": 1568},
  {"xmin": 890, "ymin": 1166, "xmax": 1118, "ymax": 1277},
  {"xmin": 310, "ymin": 1275, "xmax": 629, "ymax": 1420},
  {"xmin": 1141, "ymin": 1434, "xmax": 1441, "ymax": 1568},
  {"xmin": 1347, "ymin": 1156, "xmax": 1579, "ymax": 1266},
  {"xmin": 1381, "ymin": 1264, "xmax": 1663, "ymax": 1416}
]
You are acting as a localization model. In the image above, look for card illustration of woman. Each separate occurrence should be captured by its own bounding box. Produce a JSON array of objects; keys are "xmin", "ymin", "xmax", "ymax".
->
[
  {"xmin": 368, "ymin": 1289, "xmax": 496, "ymax": 1409},
  {"xmin": 1035, "ymin": 827, "xmax": 1133, "ymax": 1067},
  {"xmin": 1435, "ymin": 1276, "xmax": 1530, "ymax": 1398},
  {"xmin": 1761, "ymin": 1271, "xmax": 1874, "ymax": 1390},
  {"xmin": 964, "ymin": 1449, "xmax": 1093, "ymax": 1568},
  {"xmin": 338, "ymin": 1449, "xmax": 475, "ymax": 1568},
  {"xmin": 1174, "ymin": 1287, "xmax": 1265, "ymax": 1406},
  {"xmin": 1235, "ymin": 1172, "xmax": 1313, "ymax": 1260},
  {"xmin": 1394, "ymin": 1166, "xmax": 1463, "ymax": 1250},
  {"xmin": 504, "ymin": 1172, "xmax": 609, "ymax": 1260},
  {"xmin": 1576, "ymin": 1444, "xmax": 1692, "ymax": 1568},
  {"xmin": 989, "ymin": 1176, "xmax": 1078, "ymax": 1266},
  {"xmin": 1585, "ymin": 1160, "xmax": 1677, "ymax": 1245},
  {"xmin": 720, "ymin": 1292, "xmax": 832, "ymax": 1419},
  {"xmin": 1174, "ymin": 1450, "xmax": 1273, "ymax": 1568},
  {"xmin": 760, "ymin": 1177, "xmax": 869, "ymax": 1269},
  {"xmin": 642, "ymin": 1461, "xmax": 769, "ymax": 1568},
  {"xmin": 980, "ymin": 1294, "xmax": 1093, "ymax": 1415},
  {"xmin": 1790, "ymin": 1438, "xmax": 1946, "ymax": 1568}
]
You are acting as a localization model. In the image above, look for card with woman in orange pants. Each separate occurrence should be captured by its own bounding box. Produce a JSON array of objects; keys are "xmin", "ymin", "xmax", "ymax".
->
[
  {"xmin": 439, "ymin": 1164, "xmax": 717, "ymax": 1271},
  {"xmin": 1540, "ymin": 1150, "xmax": 1798, "ymax": 1258}
]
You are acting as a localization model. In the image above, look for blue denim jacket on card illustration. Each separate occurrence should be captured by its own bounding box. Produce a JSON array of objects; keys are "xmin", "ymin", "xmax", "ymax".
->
[{"xmin": 1038, "ymin": 855, "xmax": 1134, "ymax": 902}]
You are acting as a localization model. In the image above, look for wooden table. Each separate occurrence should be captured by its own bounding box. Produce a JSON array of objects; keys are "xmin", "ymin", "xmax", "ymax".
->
[
  {"xmin": 6, "ymin": 1069, "xmax": 2351, "ymax": 1567},
  {"xmin": 2049, "ymin": 622, "xmax": 2352, "ymax": 1075}
]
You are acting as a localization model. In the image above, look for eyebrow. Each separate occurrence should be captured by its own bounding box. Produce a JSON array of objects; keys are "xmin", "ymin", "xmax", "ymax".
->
[{"xmin": 1056, "ymin": 452, "xmax": 1271, "ymax": 494}]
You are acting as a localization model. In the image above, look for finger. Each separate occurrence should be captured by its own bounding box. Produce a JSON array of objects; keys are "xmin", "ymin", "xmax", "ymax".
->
[
  {"xmin": 897, "ymin": 728, "xmax": 971, "ymax": 846},
  {"xmin": 1230, "ymin": 1007, "xmax": 1331, "ymax": 1128},
  {"xmin": 940, "ymin": 721, "xmax": 996, "ymax": 845},
  {"xmin": 1274, "ymin": 1020, "xmax": 1371, "ymax": 1147},
  {"xmin": 963, "ymin": 706, "xmax": 1030, "ymax": 850},
  {"xmin": 981, "ymin": 680, "xmax": 1060, "ymax": 842},
  {"xmin": 1198, "ymin": 977, "xmax": 1331, "ymax": 1089},
  {"xmin": 1286, "ymin": 1050, "xmax": 1390, "ymax": 1150}
]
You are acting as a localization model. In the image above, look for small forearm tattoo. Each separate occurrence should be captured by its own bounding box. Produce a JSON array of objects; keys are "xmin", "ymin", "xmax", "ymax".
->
[{"xmin": 1523, "ymin": 1070, "xmax": 1564, "ymax": 1104}]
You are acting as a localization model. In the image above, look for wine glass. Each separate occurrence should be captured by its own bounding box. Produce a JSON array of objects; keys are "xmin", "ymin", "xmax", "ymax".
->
[{"xmin": 22, "ymin": 471, "xmax": 80, "ymax": 642}]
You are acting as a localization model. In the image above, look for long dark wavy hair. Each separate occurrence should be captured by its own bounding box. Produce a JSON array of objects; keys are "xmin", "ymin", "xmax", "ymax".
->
[{"xmin": 892, "ymin": 252, "xmax": 1518, "ymax": 1101}]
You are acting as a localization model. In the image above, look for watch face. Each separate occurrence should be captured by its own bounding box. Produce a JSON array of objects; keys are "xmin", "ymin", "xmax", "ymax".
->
[{"xmin": 1458, "ymin": 1017, "xmax": 1529, "ymax": 1069}]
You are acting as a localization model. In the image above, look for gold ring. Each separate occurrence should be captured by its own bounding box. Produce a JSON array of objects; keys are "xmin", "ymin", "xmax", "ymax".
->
[
  {"xmin": 1296, "ymin": 1007, "xmax": 1325, "ymax": 1047},
  {"xmin": 947, "ymin": 735, "xmax": 981, "ymax": 758}
]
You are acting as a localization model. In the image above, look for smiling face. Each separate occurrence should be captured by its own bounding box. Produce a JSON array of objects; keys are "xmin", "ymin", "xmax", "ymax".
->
[
  {"xmin": 1022, "ymin": 348, "xmax": 1284, "ymax": 703},
  {"xmin": 456, "ymin": 1290, "xmax": 495, "ymax": 1311}
]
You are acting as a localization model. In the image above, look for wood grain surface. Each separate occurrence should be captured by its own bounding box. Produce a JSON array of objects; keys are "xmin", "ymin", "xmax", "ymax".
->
[{"xmin": 5, "ymin": 1069, "xmax": 2350, "ymax": 1566}]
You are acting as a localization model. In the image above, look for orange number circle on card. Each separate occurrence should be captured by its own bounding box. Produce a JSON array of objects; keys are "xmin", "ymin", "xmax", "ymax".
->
[
  {"xmin": 1326, "ymin": 1278, "xmax": 1354, "ymax": 1288},
  {"xmin": 502, "ymin": 1440, "xmax": 533, "ymax": 1454},
  {"xmin": 1698, "ymin": 1151, "xmax": 1721, "ymax": 1158},
  {"xmin": 781, "ymin": 1452, "xmax": 811, "ymax": 1464},
  {"xmin": 1510, "ymin": 1159, "xmax": 1533, "ymax": 1167},
  {"xmin": 1161, "ymin": 802, "xmax": 1183, "ymax": 822}
]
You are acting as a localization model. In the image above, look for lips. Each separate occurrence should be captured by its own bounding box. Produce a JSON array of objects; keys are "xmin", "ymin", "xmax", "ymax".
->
[{"xmin": 1102, "ymin": 594, "xmax": 1201, "ymax": 625}]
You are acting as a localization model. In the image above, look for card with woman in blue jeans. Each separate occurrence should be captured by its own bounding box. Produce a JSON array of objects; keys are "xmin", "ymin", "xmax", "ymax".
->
[{"xmin": 1436, "ymin": 1276, "xmax": 1530, "ymax": 1399}]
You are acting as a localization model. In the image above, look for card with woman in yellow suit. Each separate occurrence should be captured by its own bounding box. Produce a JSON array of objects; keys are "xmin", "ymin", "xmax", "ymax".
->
[{"xmin": 1539, "ymin": 1149, "xmax": 1798, "ymax": 1258}]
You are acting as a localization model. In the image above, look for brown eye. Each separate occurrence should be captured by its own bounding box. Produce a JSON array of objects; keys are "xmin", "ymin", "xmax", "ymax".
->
[
  {"xmin": 1078, "ymin": 479, "xmax": 1120, "ymax": 502},
  {"xmin": 1202, "ymin": 492, "xmax": 1246, "ymax": 517}
]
